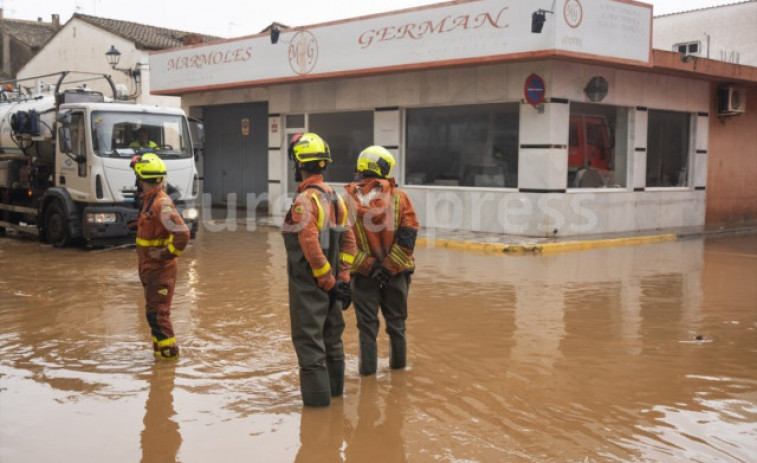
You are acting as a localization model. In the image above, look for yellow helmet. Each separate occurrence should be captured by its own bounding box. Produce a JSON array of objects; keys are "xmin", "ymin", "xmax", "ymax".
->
[
  {"xmin": 290, "ymin": 133, "xmax": 332, "ymax": 164},
  {"xmin": 133, "ymin": 152, "xmax": 167, "ymax": 181},
  {"xmin": 356, "ymin": 145, "xmax": 395, "ymax": 178}
]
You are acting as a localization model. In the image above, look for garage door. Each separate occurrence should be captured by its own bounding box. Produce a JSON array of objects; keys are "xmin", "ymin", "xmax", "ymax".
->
[{"xmin": 203, "ymin": 102, "xmax": 268, "ymax": 208}]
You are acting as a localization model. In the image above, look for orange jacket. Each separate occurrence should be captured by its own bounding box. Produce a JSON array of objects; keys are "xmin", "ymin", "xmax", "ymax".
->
[
  {"xmin": 344, "ymin": 177, "xmax": 418, "ymax": 277},
  {"xmin": 136, "ymin": 187, "xmax": 190, "ymax": 269},
  {"xmin": 283, "ymin": 175, "xmax": 357, "ymax": 290}
]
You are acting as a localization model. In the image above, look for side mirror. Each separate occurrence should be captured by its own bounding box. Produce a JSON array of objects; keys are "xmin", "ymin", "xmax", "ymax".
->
[
  {"xmin": 58, "ymin": 126, "xmax": 73, "ymax": 154},
  {"xmin": 188, "ymin": 117, "xmax": 204, "ymax": 147},
  {"xmin": 196, "ymin": 123, "xmax": 205, "ymax": 145}
]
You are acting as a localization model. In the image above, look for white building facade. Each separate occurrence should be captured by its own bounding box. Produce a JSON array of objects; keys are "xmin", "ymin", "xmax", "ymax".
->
[
  {"xmin": 653, "ymin": 1, "xmax": 757, "ymax": 66},
  {"xmin": 150, "ymin": 0, "xmax": 722, "ymax": 238}
]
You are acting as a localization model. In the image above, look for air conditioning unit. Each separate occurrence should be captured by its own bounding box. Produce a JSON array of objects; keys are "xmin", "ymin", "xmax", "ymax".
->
[{"xmin": 717, "ymin": 86, "xmax": 746, "ymax": 116}]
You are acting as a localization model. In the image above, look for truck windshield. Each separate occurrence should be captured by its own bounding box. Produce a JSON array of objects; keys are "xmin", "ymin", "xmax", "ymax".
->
[{"xmin": 91, "ymin": 111, "xmax": 192, "ymax": 158}]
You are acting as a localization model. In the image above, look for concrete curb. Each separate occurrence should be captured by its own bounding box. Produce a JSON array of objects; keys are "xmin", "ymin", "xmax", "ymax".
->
[{"xmin": 416, "ymin": 234, "xmax": 678, "ymax": 255}]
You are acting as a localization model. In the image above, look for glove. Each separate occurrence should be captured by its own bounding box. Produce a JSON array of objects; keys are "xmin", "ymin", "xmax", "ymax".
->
[
  {"xmin": 370, "ymin": 265, "xmax": 392, "ymax": 287},
  {"xmin": 331, "ymin": 280, "xmax": 352, "ymax": 311},
  {"xmin": 316, "ymin": 273, "xmax": 336, "ymax": 292}
]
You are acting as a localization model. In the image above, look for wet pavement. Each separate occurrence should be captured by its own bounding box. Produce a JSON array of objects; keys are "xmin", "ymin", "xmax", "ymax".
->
[{"xmin": 1, "ymin": 226, "xmax": 756, "ymax": 463}]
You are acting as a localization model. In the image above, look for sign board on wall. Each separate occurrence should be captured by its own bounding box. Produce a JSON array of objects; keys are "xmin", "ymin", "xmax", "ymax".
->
[{"xmin": 150, "ymin": 0, "xmax": 652, "ymax": 94}]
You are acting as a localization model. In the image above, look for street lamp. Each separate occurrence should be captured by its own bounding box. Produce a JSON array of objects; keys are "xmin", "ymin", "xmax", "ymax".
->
[{"xmin": 105, "ymin": 45, "xmax": 142, "ymax": 86}]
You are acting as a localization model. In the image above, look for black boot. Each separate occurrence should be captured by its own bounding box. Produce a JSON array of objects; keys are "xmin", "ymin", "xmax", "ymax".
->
[
  {"xmin": 300, "ymin": 368, "xmax": 331, "ymax": 407},
  {"xmin": 359, "ymin": 342, "xmax": 377, "ymax": 376},
  {"xmin": 389, "ymin": 338, "xmax": 406, "ymax": 370},
  {"xmin": 327, "ymin": 360, "xmax": 345, "ymax": 397}
]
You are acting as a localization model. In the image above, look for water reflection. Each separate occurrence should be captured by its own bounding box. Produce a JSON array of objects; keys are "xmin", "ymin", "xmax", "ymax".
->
[
  {"xmin": 141, "ymin": 362, "xmax": 181, "ymax": 463},
  {"xmin": 345, "ymin": 374, "xmax": 408, "ymax": 463},
  {"xmin": 295, "ymin": 400, "xmax": 346, "ymax": 463}
]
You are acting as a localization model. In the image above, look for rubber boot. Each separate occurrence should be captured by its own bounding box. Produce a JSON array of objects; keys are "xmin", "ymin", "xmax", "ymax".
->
[
  {"xmin": 359, "ymin": 342, "xmax": 377, "ymax": 376},
  {"xmin": 153, "ymin": 336, "xmax": 180, "ymax": 361},
  {"xmin": 300, "ymin": 368, "xmax": 331, "ymax": 407},
  {"xmin": 389, "ymin": 338, "xmax": 406, "ymax": 370},
  {"xmin": 327, "ymin": 360, "xmax": 345, "ymax": 397}
]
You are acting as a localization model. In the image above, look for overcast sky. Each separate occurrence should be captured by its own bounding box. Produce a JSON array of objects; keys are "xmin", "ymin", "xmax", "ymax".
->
[{"xmin": 1, "ymin": 0, "xmax": 747, "ymax": 38}]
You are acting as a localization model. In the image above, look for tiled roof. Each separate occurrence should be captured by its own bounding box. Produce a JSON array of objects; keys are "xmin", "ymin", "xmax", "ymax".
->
[
  {"xmin": 0, "ymin": 18, "xmax": 57, "ymax": 49},
  {"xmin": 73, "ymin": 13, "xmax": 221, "ymax": 50}
]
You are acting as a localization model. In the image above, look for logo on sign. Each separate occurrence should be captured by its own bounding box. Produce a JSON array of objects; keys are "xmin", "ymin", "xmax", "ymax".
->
[
  {"xmin": 564, "ymin": 0, "xmax": 583, "ymax": 28},
  {"xmin": 288, "ymin": 31, "xmax": 318, "ymax": 75}
]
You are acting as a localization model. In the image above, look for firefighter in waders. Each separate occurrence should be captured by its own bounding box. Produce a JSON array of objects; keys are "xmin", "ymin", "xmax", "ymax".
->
[
  {"xmin": 344, "ymin": 146, "xmax": 419, "ymax": 376},
  {"xmin": 133, "ymin": 153, "xmax": 190, "ymax": 360},
  {"xmin": 282, "ymin": 133, "xmax": 356, "ymax": 407}
]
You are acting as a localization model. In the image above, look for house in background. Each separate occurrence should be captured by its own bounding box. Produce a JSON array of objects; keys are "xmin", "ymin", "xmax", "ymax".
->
[
  {"xmin": 18, "ymin": 13, "xmax": 220, "ymax": 106},
  {"xmin": 0, "ymin": 9, "xmax": 60, "ymax": 80},
  {"xmin": 653, "ymin": 0, "xmax": 757, "ymax": 66}
]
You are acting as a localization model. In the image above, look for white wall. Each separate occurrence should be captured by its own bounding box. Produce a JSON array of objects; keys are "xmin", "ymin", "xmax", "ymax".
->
[
  {"xmin": 653, "ymin": 1, "xmax": 757, "ymax": 65},
  {"xmin": 17, "ymin": 18, "xmax": 180, "ymax": 107}
]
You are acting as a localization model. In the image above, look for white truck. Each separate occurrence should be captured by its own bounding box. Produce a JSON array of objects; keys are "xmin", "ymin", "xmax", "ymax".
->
[{"xmin": 0, "ymin": 71, "xmax": 199, "ymax": 247}]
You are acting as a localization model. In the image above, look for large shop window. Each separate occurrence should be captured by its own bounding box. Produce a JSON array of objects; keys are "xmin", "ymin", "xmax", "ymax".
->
[
  {"xmin": 406, "ymin": 103, "xmax": 519, "ymax": 188},
  {"xmin": 646, "ymin": 110, "xmax": 691, "ymax": 188},
  {"xmin": 568, "ymin": 102, "xmax": 628, "ymax": 188},
  {"xmin": 309, "ymin": 111, "xmax": 374, "ymax": 183}
]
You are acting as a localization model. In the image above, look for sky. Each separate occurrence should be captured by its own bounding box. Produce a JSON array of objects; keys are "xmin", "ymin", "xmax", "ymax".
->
[{"xmin": 0, "ymin": 0, "xmax": 748, "ymax": 38}]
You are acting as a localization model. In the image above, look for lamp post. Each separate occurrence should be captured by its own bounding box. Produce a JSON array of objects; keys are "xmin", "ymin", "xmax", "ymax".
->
[{"xmin": 105, "ymin": 45, "xmax": 142, "ymax": 97}]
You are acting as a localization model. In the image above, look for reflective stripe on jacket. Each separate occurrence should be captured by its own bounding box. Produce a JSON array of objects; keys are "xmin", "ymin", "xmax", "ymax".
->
[
  {"xmin": 344, "ymin": 177, "xmax": 418, "ymax": 276},
  {"xmin": 136, "ymin": 187, "xmax": 190, "ymax": 266},
  {"xmin": 282, "ymin": 175, "xmax": 356, "ymax": 281}
]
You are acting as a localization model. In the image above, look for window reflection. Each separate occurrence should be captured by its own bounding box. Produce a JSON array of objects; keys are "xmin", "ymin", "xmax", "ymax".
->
[
  {"xmin": 309, "ymin": 111, "xmax": 374, "ymax": 183},
  {"xmin": 646, "ymin": 110, "xmax": 691, "ymax": 188},
  {"xmin": 406, "ymin": 103, "xmax": 519, "ymax": 188},
  {"xmin": 568, "ymin": 102, "xmax": 628, "ymax": 188}
]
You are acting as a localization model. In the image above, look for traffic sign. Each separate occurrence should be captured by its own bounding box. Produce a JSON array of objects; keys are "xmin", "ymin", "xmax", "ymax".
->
[{"xmin": 524, "ymin": 73, "xmax": 546, "ymax": 106}]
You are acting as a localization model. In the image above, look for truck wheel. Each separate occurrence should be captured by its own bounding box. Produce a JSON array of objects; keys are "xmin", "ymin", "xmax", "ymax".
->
[{"xmin": 45, "ymin": 203, "xmax": 71, "ymax": 248}]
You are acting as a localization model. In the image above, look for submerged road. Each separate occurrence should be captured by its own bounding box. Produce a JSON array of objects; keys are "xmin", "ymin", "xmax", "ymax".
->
[{"xmin": 1, "ymin": 228, "xmax": 756, "ymax": 462}]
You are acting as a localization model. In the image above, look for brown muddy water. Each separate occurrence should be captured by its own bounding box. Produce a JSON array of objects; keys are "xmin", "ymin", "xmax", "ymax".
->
[{"xmin": 1, "ymin": 227, "xmax": 756, "ymax": 463}]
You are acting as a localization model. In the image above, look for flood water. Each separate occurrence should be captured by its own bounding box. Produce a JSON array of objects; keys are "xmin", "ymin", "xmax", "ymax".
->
[{"xmin": 1, "ymin": 226, "xmax": 756, "ymax": 463}]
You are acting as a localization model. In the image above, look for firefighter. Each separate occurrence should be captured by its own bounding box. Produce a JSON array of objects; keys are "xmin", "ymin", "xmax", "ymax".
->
[
  {"xmin": 344, "ymin": 146, "xmax": 419, "ymax": 376},
  {"xmin": 130, "ymin": 128, "xmax": 159, "ymax": 150},
  {"xmin": 282, "ymin": 133, "xmax": 356, "ymax": 407},
  {"xmin": 133, "ymin": 153, "xmax": 190, "ymax": 360}
]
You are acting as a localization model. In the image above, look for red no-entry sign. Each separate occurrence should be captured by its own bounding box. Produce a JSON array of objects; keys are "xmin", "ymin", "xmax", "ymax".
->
[{"xmin": 524, "ymin": 73, "xmax": 546, "ymax": 106}]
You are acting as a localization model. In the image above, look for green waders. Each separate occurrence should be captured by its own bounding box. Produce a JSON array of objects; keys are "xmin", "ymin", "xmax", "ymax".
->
[
  {"xmin": 283, "ymin": 226, "xmax": 347, "ymax": 407},
  {"xmin": 352, "ymin": 272, "xmax": 410, "ymax": 375}
]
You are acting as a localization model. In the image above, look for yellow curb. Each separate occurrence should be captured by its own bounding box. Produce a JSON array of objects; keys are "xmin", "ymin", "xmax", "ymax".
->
[{"xmin": 416, "ymin": 234, "xmax": 678, "ymax": 255}]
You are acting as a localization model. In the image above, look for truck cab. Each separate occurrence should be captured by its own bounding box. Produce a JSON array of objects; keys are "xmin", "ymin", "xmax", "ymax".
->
[{"xmin": 49, "ymin": 99, "xmax": 199, "ymax": 247}]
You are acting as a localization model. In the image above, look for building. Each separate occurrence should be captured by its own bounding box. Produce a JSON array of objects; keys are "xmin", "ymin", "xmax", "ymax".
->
[
  {"xmin": 653, "ymin": 1, "xmax": 757, "ymax": 66},
  {"xmin": 653, "ymin": 1, "xmax": 757, "ymax": 227},
  {"xmin": 148, "ymin": 0, "xmax": 757, "ymax": 236},
  {"xmin": 0, "ymin": 10, "xmax": 60, "ymax": 80},
  {"xmin": 18, "ymin": 13, "xmax": 219, "ymax": 106}
]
